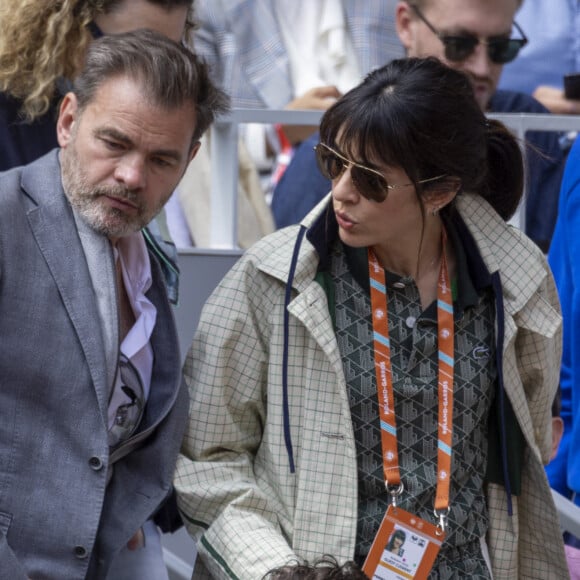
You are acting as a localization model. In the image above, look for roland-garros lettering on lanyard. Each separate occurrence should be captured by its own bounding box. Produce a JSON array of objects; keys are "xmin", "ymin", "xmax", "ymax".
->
[{"xmin": 368, "ymin": 231, "xmax": 454, "ymax": 524}]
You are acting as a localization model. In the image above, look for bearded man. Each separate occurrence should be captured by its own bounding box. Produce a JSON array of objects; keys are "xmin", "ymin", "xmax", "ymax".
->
[{"xmin": 0, "ymin": 29, "xmax": 228, "ymax": 579}]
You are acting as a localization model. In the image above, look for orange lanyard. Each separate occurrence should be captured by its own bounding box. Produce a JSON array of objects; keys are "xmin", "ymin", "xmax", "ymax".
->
[{"xmin": 368, "ymin": 233, "xmax": 454, "ymax": 531}]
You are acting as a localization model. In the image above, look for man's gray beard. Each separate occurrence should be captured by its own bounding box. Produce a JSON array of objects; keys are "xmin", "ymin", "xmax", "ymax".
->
[{"xmin": 60, "ymin": 148, "xmax": 151, "ymax": 239}]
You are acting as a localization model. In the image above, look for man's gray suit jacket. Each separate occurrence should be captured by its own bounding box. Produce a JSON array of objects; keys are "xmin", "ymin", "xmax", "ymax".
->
[{"xmin": 0, "ymin": 150, "xmax": 189, "ymax": 579}]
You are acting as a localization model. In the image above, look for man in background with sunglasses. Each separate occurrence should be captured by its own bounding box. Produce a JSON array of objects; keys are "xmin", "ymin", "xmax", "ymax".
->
[
  {"xmin": 396, "ymin": 0, "xmax": 528, "ymax": 111},
  {"xmin": 272, "ymin": 0, "xmax": 565, "ymax": 254}
]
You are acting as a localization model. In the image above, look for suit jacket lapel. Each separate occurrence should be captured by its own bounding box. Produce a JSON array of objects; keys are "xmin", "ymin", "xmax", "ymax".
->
[
  {"xmin": 142, "ymin": 256, "xmax": 182, "ymax": 428},
  {"xmin": 22, "ymin": 151, "xmax": 110, "ymax": 419},
  {"xmin": 108, "ymin": 252, "xmax": 184, "ymax": 465}
]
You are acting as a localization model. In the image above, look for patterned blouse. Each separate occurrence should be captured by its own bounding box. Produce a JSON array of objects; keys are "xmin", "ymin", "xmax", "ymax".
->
[{"xmin": 330, "ymin": 227, "xmax": 497, "ymax": 579}]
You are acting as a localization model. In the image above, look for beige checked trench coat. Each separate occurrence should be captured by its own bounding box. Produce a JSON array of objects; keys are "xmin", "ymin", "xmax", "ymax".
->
[{"xmin": 175, "ymin": 193, "xmax": 568, "ymax": 579}]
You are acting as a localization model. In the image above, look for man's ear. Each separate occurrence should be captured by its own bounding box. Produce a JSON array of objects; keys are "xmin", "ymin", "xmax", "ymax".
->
[
  {"xmin": 56, "ymin": 92, "xmax": 79, "ymax": 148},
  {"xmin": 395, "ymin": 1, "xmax": 414, "ymax": 52},
  {"xmin": 188, "ymin": 140, "xmax": 202, "ymax": 163}
]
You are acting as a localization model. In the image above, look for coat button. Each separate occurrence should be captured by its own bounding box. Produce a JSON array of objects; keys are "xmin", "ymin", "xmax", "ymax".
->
[
  {"xmin": 74, "ymin": 546, "xmax": 88, "ymax": 559},
  {"xmin": 88, "ymin": 456, "xmax": 103, "ymax": 471}
]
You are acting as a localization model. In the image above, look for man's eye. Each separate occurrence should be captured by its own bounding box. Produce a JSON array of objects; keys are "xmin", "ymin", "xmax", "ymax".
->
[
  {"xmin": 102, "ymin": 139, "xmax": 124, "ymax": 151},
  {"xmin": 152, "ymin": 157, "xmax": 173, "ymax": 168}
]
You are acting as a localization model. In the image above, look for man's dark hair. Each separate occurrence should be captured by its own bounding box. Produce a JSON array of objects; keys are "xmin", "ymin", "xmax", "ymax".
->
[{"xmin": 73, "ymin": 28, "xmax": 230, "ymax": 145}]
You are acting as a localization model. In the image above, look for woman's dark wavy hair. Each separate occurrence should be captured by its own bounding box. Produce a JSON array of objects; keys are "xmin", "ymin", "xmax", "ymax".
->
[
  {"xmin": 319, "ymin": 57, "xmax": 524, "ymax": 220},
  {"xmin": 263, "ymin": 556, "xmax": 366, "ymax": 579}
]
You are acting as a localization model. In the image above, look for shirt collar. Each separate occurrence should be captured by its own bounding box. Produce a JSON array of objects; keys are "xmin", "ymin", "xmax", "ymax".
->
[{"xmin": 114, "ymin": 232, "xmax": 156, "ymax": 360}]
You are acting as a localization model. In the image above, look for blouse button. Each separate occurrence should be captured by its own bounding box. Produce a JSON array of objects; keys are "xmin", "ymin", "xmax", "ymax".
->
[
  {"xmin": 393, "ymin": 281, "xmax": 406, "ymax": 289},
  {"xmin": 405, "ymin": 316, "xmax": 416, "ymax": 328}
]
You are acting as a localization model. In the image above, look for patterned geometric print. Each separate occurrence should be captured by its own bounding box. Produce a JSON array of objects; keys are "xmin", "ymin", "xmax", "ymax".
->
[{"xmin": 331, "ymin": 244, "xmax": 496, "ymax": 578}]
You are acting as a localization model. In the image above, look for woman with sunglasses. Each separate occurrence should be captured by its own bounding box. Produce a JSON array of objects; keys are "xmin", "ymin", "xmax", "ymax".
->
[
  {"xmin": 176, "ymin": 57, "xmax": 567, "ymax": 579},
  {"xmin": 273, "ymin": 0, "xmax": 565, "ymax": 255}
]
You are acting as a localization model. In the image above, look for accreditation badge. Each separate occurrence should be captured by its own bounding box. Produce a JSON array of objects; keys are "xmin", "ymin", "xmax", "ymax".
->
[{"xmin": 362, "ymin": 506, "xmax": 444, "ymax": 579}]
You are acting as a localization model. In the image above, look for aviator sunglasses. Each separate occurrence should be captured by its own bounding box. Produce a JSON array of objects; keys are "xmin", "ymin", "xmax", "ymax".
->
[
  {"xmin": 314, "ymin": 143, "xmax": 445, "ymax": 202},
  {"xmin": 410, "ymin": 4, "xmax": 528, "ymax": 65}
]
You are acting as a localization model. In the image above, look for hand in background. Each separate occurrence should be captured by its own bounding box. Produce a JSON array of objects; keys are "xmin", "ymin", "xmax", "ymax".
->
[
  {"xmin": 282, "ymin": 85, "xmax": 342, "ymax": 145},
  {"xmin": 533, "ymin": 85, "xmax": 580, "ymax": 115}
]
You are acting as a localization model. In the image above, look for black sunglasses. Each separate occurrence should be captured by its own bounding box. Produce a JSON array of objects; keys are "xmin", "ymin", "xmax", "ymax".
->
[
  {"xmin": 314, "ymin": 143, "xmax": 445, "ymax": 203},
  {"xmin": 410, "ymin": 4, "xmax": 528, "ymax": 65}
]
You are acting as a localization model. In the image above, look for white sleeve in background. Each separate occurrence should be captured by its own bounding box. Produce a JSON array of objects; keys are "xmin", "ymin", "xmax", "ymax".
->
[{"xmin": 240, "ymin": 123, "xmax": 279, "ymax": 172}]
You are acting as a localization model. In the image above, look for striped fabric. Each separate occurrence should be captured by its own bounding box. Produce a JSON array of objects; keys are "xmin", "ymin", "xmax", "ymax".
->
[
  {"xmin": 175, "ymin": 194, "xmax": 568, "ymax": 579},
  {"xmin": 191, "ymin": 0, "xmax": 405, "ymax": 109}
]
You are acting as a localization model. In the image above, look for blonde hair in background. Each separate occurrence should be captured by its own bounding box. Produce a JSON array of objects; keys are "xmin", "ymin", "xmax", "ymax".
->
[
  {"xmin": 0, "ymin": 0, "xmax": 196, "ymax": 121},
  {"xmin": 0, "ymin": 0, "xmax": 108, "ymax": 120}
]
